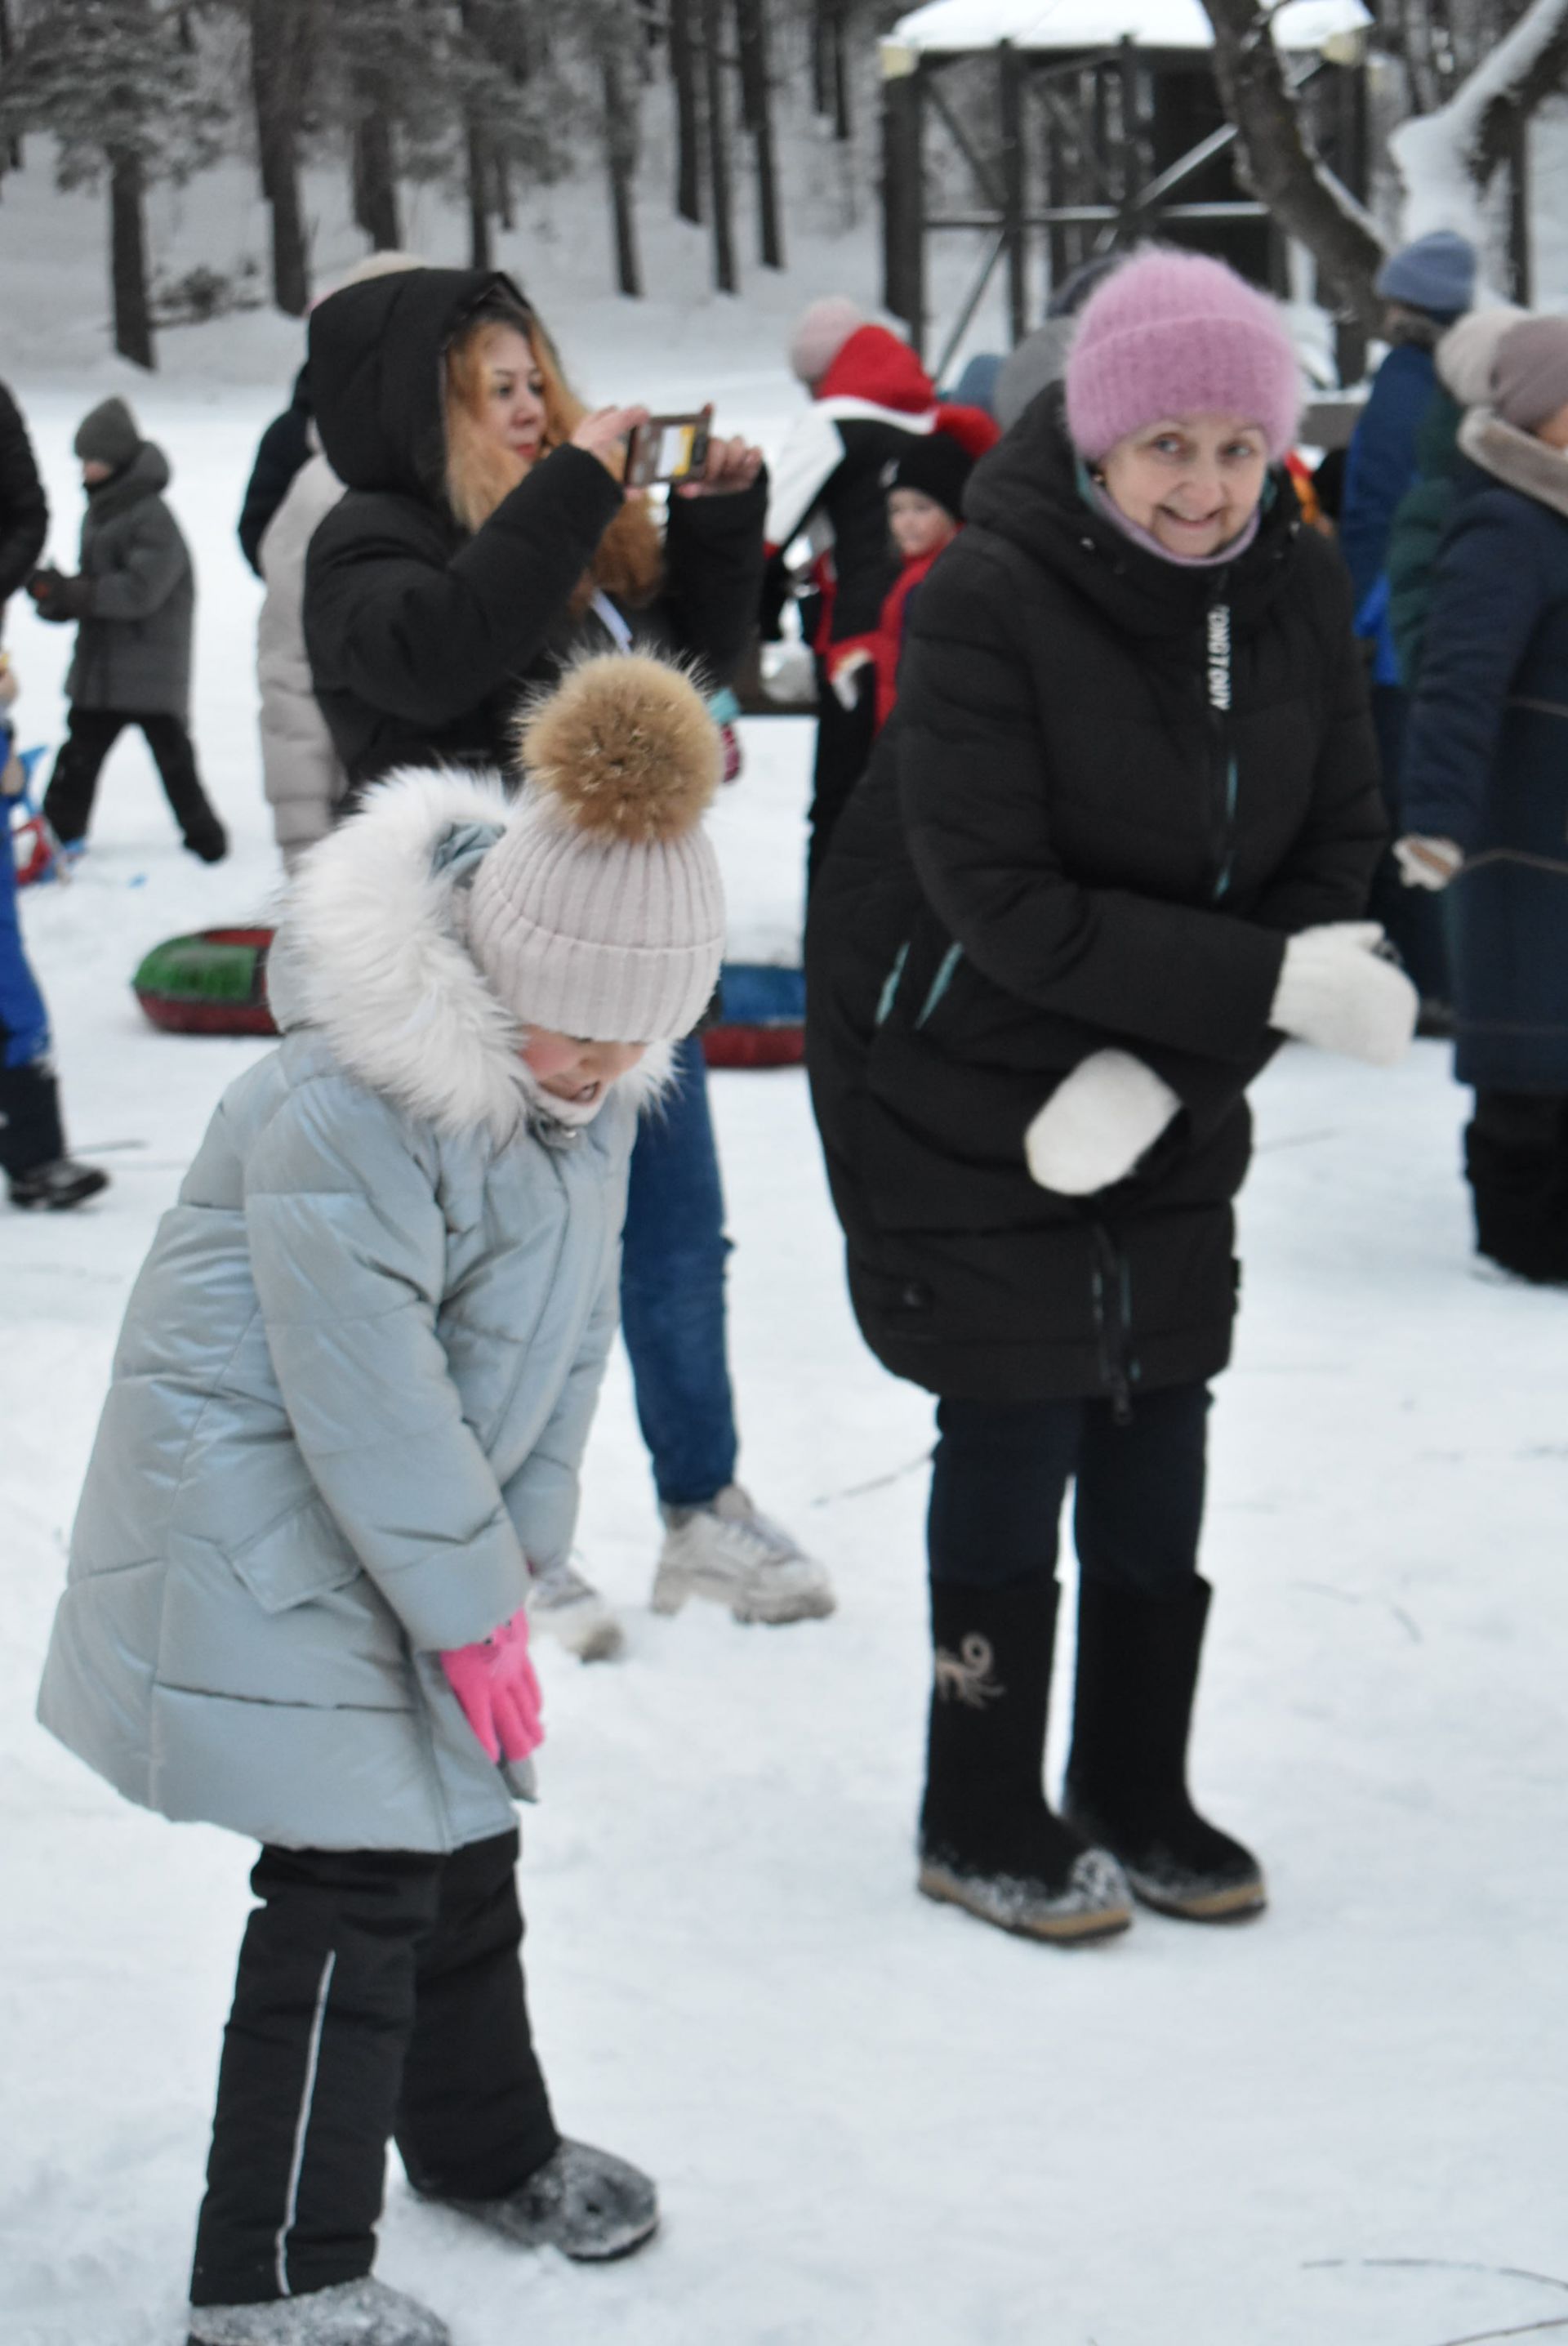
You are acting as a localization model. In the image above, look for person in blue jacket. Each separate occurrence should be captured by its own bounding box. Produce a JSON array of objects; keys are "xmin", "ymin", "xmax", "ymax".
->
[
  {"xmin": 1399, "ymin": 315, "xmax": 1568, "ymax": 1282},
  {"xmin": 0, "ymin": 386, "xmax": 105, "ymax": 1210},
  {"xmin": 1341, "ymin": 229, "xmax": 1476, "ymax": 1016}
]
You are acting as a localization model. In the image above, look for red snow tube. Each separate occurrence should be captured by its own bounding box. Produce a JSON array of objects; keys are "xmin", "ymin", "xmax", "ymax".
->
[
  {"xmin": 132, "ymin": 925, "xmax": 279, "ymax": 1036},
  {"xmin": 702, "ymin": 1024, "xmax": 805, "ymax": 1068},
  {"xmin": 700, "ymin": 964, "xmax": 805, "ymax": 1068}
]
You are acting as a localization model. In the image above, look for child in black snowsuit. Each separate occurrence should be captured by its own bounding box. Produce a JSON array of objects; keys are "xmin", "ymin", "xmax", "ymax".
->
[{"xmin": 31, "ymin": 397, "xmax": 226, "ymax": 863}]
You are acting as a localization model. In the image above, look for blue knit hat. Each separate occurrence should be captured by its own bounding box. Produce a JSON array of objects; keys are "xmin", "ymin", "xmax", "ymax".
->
[{"xmin": 1375, "ymin": 230, "xmax": 1477, "ymax": 322}]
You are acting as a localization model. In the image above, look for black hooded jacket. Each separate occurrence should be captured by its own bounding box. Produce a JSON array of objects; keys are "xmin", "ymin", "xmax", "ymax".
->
[
  {"xmin": 238, "ymin": 365, "xmax": 312, "ymax": 577},
  {"xmin": 0, "ymin": 382, "xmax": 47, "ymax": 606},
  {"xmin": 302, "ymin": 268, "xmax": 767, "ymax": 787},
  {"xmin": 805, "ymin": 391, "xmax": 1385, "ymax": 1405}
]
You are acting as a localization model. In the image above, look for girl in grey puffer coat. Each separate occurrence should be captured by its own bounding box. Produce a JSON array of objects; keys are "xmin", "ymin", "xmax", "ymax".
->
[{"xmin": 37, "ymin": 653, "xmax": 727, "ymax": 2346}]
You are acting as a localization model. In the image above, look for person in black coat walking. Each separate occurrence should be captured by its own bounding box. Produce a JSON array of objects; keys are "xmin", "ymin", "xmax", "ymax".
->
[
  {"xmin": 1399, "ymin": 314, "xmax": 1568, "ymax": 1282},
  {"xmin": 302, "ymin": 265, "xmax": 835, "ymax": 1644},
  {"xmin": 808, "ymin": 249, "xmax": 1415, "ymax": 1945},
  {"xmin": 32, "ymin": 397, "xmax": 226, "ymax": 862}
]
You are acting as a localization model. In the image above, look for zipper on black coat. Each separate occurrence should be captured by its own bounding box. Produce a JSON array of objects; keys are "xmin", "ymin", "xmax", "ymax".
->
[
  {"xmin": 1204, "ymin": 589, "xmax": 1237, "ymax": 903},
  {"xmin": 1089, "ymin": 1220, "xmax": 1136, "ymax": 1425}
]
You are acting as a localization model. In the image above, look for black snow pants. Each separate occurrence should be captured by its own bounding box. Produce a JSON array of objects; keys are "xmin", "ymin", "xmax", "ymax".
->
[
  {"xmin": 189, "ymin": 1830, "xmax": 559, "ymax": 2308},
  {"xmin": 43, "ymin": 707, "xmax": 224, "ymax": 850},
  {"xmin": 927, "ymin": 1385, "xmax": 1211, "ymax": 1594}
]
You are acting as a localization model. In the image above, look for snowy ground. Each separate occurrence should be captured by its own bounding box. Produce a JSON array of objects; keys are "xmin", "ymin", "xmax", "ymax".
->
[{"xmin": 3, "ymin": 239, "xmax": 1568, "ymax": 2345}]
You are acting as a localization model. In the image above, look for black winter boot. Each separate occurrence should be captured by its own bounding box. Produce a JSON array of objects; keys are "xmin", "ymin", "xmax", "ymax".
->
[
  {"xmin": 0, "ymin": 1063, "xmax": 108, "ymax": 1209},
  {"xmin": 1062, "ymin": 1576, "xmax": 1264, "ymax": 1922},
  {"xmin": 918, "ymin": 1577, "xmax": 1130, "ymax": 1943},
  {"xmin": 1465, "ymin": 1095, "xmax": 1568, "ymax": 1283}
]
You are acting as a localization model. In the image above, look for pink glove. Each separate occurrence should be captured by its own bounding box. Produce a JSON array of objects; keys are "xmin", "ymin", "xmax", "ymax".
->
[{"xmin": 439, "ymin": 1609, "xmax": 544, "ymax": 1764}]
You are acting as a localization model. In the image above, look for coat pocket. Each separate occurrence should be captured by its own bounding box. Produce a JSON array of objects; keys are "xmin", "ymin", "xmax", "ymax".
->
[{"xmin": 229, "ymin": 1494, "xmax": 363, "ymax": 1615}]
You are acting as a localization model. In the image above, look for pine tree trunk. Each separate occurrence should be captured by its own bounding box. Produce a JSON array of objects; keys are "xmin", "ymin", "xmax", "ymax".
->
[
  {"xmin": 699, "ymin": 0, "xmax": 735, "ymax": 291},
  {"xmin": 602, "ymin": 40, "xmax": 643, "ymax": 297},
  {"xmin": 109, "ymin": 150, "xmax": 155, "ymax": 370},
  {"xmin": 669, "ymin": 0, "xmax": 702, "ymax": 223},
  {"xmin": 830, "ymin": 1, "xmax": 853, "ymax": 144},
  {"xmin": 352, "ymin": 103, "xmax": 402, "ymax": 250},
  {"xmin": 0, "ymin": 0, "xmax": 20, "ymax": 172},
  {"xmin": 250, "ymin": 0, "xmax": 311, "ymax": 315},
  {"xmin": 466, "ymin": 118, "xmax": 492, "ymax": 268},
  {"xmin": 735, "ymin": 0, "xmax": 782, "ymax": 265},
  {"xmin": 459, "ymin": 0, "xmax": 492, "ymax": 272}
]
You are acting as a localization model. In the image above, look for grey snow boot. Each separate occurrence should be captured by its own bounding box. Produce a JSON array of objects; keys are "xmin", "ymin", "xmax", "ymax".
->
[
  {"xmin": 1062, "ymin": 1575, "xmax": 1266, "ymax": 1922},
  {"xmin": 186, "ymin": 2277, "xmax": 450, "ymax": 2345},
  {"xmin": 432, "ymin": 2137, "xmax": 658, "ymax": 2262},
  {"xmin": 918, "ymin": 1576, "xmax": 1130, "ymax": 1943}
]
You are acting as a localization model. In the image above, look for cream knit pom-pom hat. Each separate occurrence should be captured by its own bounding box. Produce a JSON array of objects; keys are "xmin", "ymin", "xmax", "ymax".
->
[{"xmin": 465, "ymin": 653, "xmax": 726, "ymax": 1044}]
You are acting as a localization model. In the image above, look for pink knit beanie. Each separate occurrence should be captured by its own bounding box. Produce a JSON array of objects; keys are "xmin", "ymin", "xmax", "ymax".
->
[{"xmin": 1065, "ymin": 248, "xmax": 1303, "ymax": 462}]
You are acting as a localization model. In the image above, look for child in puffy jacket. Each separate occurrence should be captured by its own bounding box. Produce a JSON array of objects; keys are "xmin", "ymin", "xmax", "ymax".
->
[
  {"xmin": 30, "ymin": 396, "xmax": 227, "ymax": 862},
  {"xmin": 36, "ymin": 655, "xmax": 726, "ymax": 2346}
]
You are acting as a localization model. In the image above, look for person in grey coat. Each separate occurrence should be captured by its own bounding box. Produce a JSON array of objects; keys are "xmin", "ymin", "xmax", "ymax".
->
[
  {"xmin": 37, "ymin": 652, "xmax": 728, "ymax": 2346},
  {"xmin": 30, "ymin": 396, "xmax": 226, "ymax": 861}
]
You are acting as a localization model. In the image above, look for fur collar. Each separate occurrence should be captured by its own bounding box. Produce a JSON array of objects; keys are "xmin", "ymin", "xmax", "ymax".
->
[
  {"xmin": 268, "ymin": 767, "xmax": 672, "ymax": 1145},
  {"xmin": 1459, "ymin": 409, "xmax": 1568, "ymax": 524}
]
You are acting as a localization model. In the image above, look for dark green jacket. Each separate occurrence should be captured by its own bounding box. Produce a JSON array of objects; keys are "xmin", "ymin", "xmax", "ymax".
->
[{"xmin": 1386, "ymin": 388, "xmax": 1463, "ymax": 689}]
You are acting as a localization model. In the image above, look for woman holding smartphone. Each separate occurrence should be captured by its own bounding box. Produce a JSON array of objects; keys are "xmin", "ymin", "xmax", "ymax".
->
[{"xmin": 303, "ymin": 267, "xmax": 835, "ymax": 1643}]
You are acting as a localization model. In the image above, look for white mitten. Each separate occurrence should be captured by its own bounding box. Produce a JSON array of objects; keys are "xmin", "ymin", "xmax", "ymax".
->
[
  {"xmin": 1025, "ymin": 1050, "xmax": 1182, "ymax": 1195},
  {"xmin": 1394, "ymin": 833, "xmax": 1463, "ymax": 891},
  {"xmin": 1270, "ymin": 922, "xmax": 1419, "ymax": 1065}
]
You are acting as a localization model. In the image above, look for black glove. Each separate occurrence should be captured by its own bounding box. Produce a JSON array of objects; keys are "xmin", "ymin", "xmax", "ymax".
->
[{"xmin": 29, "ymin": 567, "xmax": 91, "ymax": 621}]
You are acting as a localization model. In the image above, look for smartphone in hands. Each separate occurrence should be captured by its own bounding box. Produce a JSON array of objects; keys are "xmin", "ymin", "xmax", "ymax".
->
[{"xmin": 624, "ymin": 405, "xmax": 713, "ymax": 489}]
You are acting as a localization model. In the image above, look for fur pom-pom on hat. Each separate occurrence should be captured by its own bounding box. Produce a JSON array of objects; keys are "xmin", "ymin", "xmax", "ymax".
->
[
  {"xmin": 515, "ymin": 653, "xmax": 720, "ymax": 844},
  {"xmin": 467, "ymin": 653, "xmax": 726, "ymax": 1046}
]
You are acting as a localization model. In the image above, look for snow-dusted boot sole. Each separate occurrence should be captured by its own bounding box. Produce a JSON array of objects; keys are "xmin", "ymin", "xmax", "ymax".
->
[
  {"xmin": 427, "ymin": 2137, "xmax": 658, "ymax": 2264},
  {"xmin": 185, "ymin": 2276, "xmax": 450, "ymax": 2345},
  {"xmin": 650, "ymin": 1555, "xmax": 836, "ymax": 1625},
  {"xmin": 916, "ymin": 1848, "xmax": 1132, "ymax": 1942},
  {"xmin": 1117, "ymin": 1862, "xmax": 1267, "ymax": 1923}
]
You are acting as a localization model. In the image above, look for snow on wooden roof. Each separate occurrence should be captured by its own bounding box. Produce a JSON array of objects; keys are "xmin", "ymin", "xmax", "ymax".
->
[{"xmin": 884, "ymin": 0, "xmax": 1370, "ymax": 58}]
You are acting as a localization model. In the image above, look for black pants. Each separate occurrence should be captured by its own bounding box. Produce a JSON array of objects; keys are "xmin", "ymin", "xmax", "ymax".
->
[
  {"xmin": 189, "ymin": 1831, "xmax": 559, "ymax": 2308},
  {"xmin": 928, "ymin": 1386, "xmax": 1210, "ymax": 1594},
  {"xmin": 42, "ymin": 706, "xmax": 221, "ymax": 849},
  {"xmin": 1467, "ymin": 1088, "xmax": 1568, "ymax": 1281}
]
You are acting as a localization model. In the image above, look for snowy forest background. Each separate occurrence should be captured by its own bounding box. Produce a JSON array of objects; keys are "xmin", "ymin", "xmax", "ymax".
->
[{"xmin": 6, "ymin": 0, "xmax": 1568, "ymax": 379}]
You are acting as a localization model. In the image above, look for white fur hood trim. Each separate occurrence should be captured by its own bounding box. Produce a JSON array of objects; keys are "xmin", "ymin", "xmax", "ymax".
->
[{"xmin": 269, "ymin": 766, "xmax": 674, "ymax": 1144}]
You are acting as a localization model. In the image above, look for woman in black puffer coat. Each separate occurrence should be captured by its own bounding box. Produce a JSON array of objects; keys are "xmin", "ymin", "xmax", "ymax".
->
[{"xmin": 808, "ymin": 249, "xmax": 1414, "ymax": 1946}]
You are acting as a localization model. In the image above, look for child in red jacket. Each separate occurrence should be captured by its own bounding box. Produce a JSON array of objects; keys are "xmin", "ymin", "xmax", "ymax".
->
[{"xmin": 831, "ymin": 429, "xmax": 979, "ymax": 731}]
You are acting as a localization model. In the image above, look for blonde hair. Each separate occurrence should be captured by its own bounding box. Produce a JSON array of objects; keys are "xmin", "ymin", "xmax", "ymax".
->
[{"xmin": 444, "ymin": 312, "xmax": 664, "ymax": 616}]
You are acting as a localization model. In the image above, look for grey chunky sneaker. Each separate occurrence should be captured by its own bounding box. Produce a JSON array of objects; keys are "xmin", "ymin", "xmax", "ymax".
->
[
  {"xmin": 434, "ymin": 2137, "xmax": 658, "ymax": 2262},
  {"xmin": 186, "ymin": 2277, "xmax": 450, "ymax": 2346},
  {"xmin": 526, "ymin": 1554, "xmax": 626, "ymax": 1661},
  {"xmin": 651, "ymin": 1483, "xmax": 836, "ymax": 1624}
]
